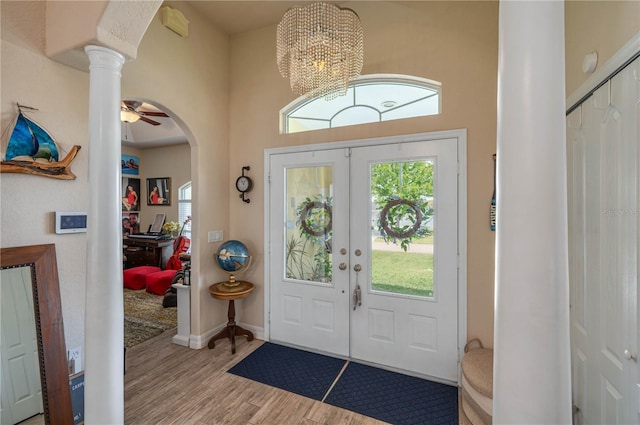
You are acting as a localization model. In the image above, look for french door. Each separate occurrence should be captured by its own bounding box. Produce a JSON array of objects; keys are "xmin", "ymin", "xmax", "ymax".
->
[{"xmin": 267, "ymin": 133, "xmax": 464, "ymax": 382}]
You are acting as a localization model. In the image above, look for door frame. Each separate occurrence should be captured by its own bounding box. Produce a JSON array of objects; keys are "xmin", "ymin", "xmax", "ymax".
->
[{"xmin": 264, "ymin": 129, "xmax": 468, "ymax": 371}]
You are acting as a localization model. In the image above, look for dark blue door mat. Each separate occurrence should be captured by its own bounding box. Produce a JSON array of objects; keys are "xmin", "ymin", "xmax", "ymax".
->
[
  {"xmin": 324, "ymin": 362, "xmax": 458, "ymax": 425},
  {"xmin": 227, "ymin": 342, "xmax": 346, "ymax": 400},
  {"xmin": 228, "ymin": 342, "xmax": 458, "ymax": 425}
]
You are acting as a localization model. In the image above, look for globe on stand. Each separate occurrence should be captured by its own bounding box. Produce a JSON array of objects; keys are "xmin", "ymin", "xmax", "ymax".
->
[{"xmin": 214, "ymin": 239, "xmax": 252, "ymax": 293}]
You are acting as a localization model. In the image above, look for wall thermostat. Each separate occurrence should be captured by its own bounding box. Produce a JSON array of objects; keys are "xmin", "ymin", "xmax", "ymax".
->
[{"xmin": 55, "ymin": 211, "xmax": 88, "ymax": 234}]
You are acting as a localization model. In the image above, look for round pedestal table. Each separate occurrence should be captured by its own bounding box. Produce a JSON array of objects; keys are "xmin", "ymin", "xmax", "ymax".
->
[{"xmin": 207, "ymin": 281, "xmax": 254, "ymax": 354}]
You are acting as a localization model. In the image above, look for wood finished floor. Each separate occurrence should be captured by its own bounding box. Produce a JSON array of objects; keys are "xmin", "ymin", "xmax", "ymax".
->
[{"xmin": 124, "ymin": 330, "xmax": 388, "ymax": 425}]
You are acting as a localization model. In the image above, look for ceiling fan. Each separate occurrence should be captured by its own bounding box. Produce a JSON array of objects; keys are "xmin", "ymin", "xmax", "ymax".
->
[{"xmin": 120, "ymin": 100, "xmax": 169, "ymax": 126}]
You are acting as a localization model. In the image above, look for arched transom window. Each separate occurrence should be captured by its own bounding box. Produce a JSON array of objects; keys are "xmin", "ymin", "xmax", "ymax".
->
[{"xmin": 281, "ymin": 74, "xmax": 441, "ymax": 134}]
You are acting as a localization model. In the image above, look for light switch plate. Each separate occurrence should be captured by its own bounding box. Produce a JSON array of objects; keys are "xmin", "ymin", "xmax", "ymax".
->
[{"xmin": 208, "ymin": 230, "xmax": 223, "ymax": 243}]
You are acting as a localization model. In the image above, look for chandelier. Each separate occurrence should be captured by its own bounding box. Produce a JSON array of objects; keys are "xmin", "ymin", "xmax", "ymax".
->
[{"xmin": 277, "ymin": 2, "xmax": 364, "ymax": 100}]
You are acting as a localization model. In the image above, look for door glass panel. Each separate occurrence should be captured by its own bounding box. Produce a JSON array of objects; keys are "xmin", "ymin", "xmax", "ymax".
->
[
  {"xmin": 370, "ymin": 160, "xmax": 435, "ymax": 298},
  {"xmin": 285, "ymin": 166, "xmax": 333, "ymax": 284}
]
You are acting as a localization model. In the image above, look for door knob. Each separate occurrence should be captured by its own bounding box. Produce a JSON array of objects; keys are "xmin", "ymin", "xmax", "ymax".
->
[
  {"xmin": 623, "ymin": 349, "xmax": 637, "ymax": 361},
  {"xmin": 339, "ymin": 262, "xmax": 347, "ymax": 271},
  {"xmin": 353, "ymin": 264, "xmax": 361, "ymax": 272}
]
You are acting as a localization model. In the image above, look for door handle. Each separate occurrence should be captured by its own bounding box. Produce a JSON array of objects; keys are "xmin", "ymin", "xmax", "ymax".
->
[
  {"xmin": 624, "ymin": 349, "xmax": 637, "ymax": 361},
  {"xmin": 352, "ymin": 263, "xmax": 362, "ymax": 310},
  {"xmin": 353, "ymin": 285, "xmax": 361, "ymax": 310},
  {"xmin": 339, "ymin": 262, "xmax": 347, "ymax": 271}
]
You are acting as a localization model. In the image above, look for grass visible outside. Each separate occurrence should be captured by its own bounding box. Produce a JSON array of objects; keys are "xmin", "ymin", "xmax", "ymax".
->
[
  {"xmin": 371, "ymin": 250, "xmax": 434, "ymax": 297},
  {"xmin": 374, "ymin": 235, "xmax": 434, "ymax": 245}
]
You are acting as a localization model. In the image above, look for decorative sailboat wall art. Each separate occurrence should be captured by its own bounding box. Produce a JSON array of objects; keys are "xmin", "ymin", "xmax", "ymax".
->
[{"xmin": 1, "ymin": 103, "xmax": 80, "ymax": 180}]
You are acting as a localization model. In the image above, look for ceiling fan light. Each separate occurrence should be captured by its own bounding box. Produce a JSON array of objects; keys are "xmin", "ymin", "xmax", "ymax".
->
[{"xmin": 121, "ymin": 110, "xmax": 140, "ymax": 123}]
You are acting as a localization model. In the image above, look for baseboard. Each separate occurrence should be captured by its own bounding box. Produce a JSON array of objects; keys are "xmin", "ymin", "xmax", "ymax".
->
[
  {"xmin": 188, "ymin": 322, "xmax": 265, "ymax": 349},
  {"xmin": 172, "ymin": 334, "xmax": 189, "ymax": 347}
]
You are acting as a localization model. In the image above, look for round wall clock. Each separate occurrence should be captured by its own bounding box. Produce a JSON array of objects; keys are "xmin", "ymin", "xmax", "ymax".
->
[
  {"xmin": 236, "ymin": 166, "xmax": 253, "ymax": 203},
  {"xmin": 236, "ymin": 175, "xmax": 253, "ymax": 193}
]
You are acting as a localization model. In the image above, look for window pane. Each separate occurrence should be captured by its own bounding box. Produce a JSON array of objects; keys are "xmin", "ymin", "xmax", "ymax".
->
[
  {"xmin": 382, "ymin": 95, "xmax": 439, "ymax": 121},
  {"xmin": 178, "ymin": 182, "xmax": 192, "ymax": 253},
  {"xmin": 370, "ymin": 160, "xmax": 435, "ymax": 298},
  {"xmin": 285, "ymin": 166, "xmax": 333, "ymax": 284},
  {"xmin": 332, "ymin": 106, "xmax": 379, "ymax": 128},
  {"xmin": 288, "ymin": 117, "xmax": 330, "ymax": 133},
  {"xmin": 355, "ymin": 83, "xmax": 437, "ymax": 110},
  {"xmin": 292, "ymin": 87, "xmax": 355, "ymax": 119},
  {"xmin": 283, "ymin": 75, "xmax": 441, "ymax": 134}
]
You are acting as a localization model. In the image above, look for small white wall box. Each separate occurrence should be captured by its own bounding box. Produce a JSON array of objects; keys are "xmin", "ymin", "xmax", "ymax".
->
[{"xmin": 55, "ymin": 212, "xmax": 87, "ymax": 234}]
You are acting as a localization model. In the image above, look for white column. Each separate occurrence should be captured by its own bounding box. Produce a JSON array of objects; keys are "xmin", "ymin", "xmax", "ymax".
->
[
  {"xmin": 84, "ymin": 45, "xmax": 125, "ymax": 424},
  {"xmin": 493, "ymin": 1, "xmax": 572, "ymax": 424}
]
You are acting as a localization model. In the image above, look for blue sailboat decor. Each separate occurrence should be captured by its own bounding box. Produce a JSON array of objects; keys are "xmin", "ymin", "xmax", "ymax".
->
[
  {"xmin": 5, "ymin": 111, "xmax": 60, "ymax": 162},
  {"xmin": 2, "ymin": 104, "xmax": 80, "ymax": 180}
]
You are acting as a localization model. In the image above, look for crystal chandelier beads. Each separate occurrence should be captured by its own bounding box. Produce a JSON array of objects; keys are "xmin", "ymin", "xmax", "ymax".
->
[{"xmin": 277, "ymin": 2, "xmax": 364, "ymax": 100}]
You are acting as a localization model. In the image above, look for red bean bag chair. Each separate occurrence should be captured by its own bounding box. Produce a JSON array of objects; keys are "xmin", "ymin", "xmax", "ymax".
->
[
  {"xmin": 123, "ymin": 266, "xmax": 161, "ymax": 290},
  {"xmin": 145, "ymin": 270, "xmax": 178, "ymax": 295}
]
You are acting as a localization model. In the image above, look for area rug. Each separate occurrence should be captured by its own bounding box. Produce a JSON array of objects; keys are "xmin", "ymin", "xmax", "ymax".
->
[
  {"xmin": 325, "ymin": 362, "xmax": 458, "ymax": 425},
  {"xmin": 227, "ymin": 342, "xmax": 346, "ymax": 400},
  {"xmin": 124, "ymin": 289, "xmax": 177, "ymax": 348},
  {"xmin": 228, "ymin": 342, "xmax": 458, "ymax": 425}
]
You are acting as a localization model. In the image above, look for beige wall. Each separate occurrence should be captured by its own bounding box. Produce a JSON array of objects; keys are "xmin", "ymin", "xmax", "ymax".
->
[
  {"xmin": 1, "ymin": 1, "xmax": 230, "ymax": 351},
  {"xmin": 1, "ymin": 1, "xmax": 90, "ymax": 351},
  {"xmin": 121, "ymin": 1, "xmax": 231, "ymax": 335},
  {"xmin": 122, "ymin": 143, "xmax": 190, "ymax": 230},
  {"xmin": 229, "ymin": 1, "xmax": 500, "ymax": 346},
  {"xmin": 3, "ymin": 0, "xmax": 638, "ymax": 355},
  {"xmin": 565, "ymin": 0, "xmax": 640, "ymax": 97}
]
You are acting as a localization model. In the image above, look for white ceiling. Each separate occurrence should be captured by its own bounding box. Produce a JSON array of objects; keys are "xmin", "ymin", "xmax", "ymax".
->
[
  {"xmin": 123, "ymin": 1, "xmax": 346, "ymax": 148},
  {"xmin": 121, "ymin": 102, "xmax": 187, "ymax": 149}
]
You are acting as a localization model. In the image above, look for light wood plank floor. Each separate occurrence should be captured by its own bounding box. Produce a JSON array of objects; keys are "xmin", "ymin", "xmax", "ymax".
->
[{"xmin": 124, "ymin": 330, "xmax": 388, "ymax": 425}]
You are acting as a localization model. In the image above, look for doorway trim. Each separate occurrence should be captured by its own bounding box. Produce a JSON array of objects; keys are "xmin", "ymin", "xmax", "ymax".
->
[{"xmin": 263, "ymin": 129, "xmax": 467, "ymax": 370}]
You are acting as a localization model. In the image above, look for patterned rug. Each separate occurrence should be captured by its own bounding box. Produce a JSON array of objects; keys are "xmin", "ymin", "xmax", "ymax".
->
[{"xmin": 124, "ymin": 289, "xmax": 177, "ymax": 348}]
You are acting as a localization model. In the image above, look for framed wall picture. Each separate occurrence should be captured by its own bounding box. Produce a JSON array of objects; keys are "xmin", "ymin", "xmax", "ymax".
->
[
  {"xmin": 122, "ymin": 155, "xmax": 139, "ymax": 175},
  {"xmin": 147, "ymin": 177, "xmax": 171, "ymax": 205},
  {"xmin": 122, "ymin": 212, "xmax": 141, "ymax": 236},
  {"xmin": 122, "ymin": 177, "xmax": 141, "ymax": 212}
]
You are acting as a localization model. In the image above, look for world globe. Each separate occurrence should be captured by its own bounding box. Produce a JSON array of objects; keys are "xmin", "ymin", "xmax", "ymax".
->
[{"xmin": 215, "ymin": 240, "xmax": 251, "ymax": 286}]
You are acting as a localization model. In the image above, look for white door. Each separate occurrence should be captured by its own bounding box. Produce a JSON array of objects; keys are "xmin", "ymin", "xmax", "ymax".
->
[
  {"xmin": 268, "ymin": 135, "xmax": 462, "ymax": 381},
  {"xmin": 567, "ymin": 56, "xmax": 639, "ymax": 425},
  {"xmin": 269, "ymin": 149, "xmax": 351, "ymax": 356},
  {"xmin": 349, "ymin": 140, "xmax": 459, "ymax": 381},
  {"xmin": 0, "ymin": 266, "xmax": 44, "ymax": 424}
]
